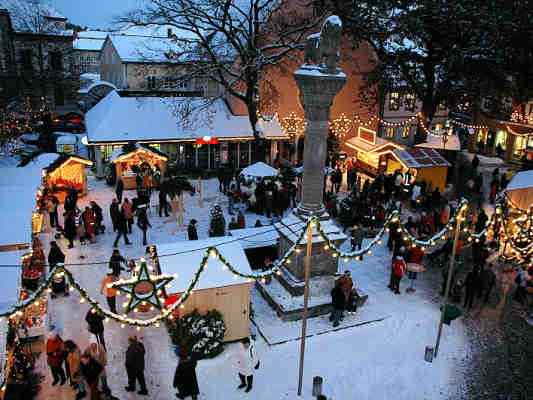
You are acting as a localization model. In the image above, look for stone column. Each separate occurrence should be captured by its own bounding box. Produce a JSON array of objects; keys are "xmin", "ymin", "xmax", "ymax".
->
[
  {"xmin": 294, "ymin": 69, "xmax": 346, "ymax": 217},
  {"xmin": 94, "ymin": 145, "xmax": 104, "ymax": 179}
]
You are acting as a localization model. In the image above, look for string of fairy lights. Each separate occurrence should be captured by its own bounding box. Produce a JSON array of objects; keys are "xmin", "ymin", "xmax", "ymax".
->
[{"xmin": 7, "ymin": 198, "xmax": 516, "ymax": 330}]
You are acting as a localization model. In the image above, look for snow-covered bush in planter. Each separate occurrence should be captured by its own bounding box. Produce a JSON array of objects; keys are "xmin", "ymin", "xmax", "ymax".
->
[{"xmin": 167, "ymin": 309, "xmax": 226, "ymax": 359}]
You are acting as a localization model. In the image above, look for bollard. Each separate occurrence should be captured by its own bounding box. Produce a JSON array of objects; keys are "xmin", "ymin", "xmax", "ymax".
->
[{"xmin": 312, "ymin": 376, "xmax": 323, "ymax": 397}]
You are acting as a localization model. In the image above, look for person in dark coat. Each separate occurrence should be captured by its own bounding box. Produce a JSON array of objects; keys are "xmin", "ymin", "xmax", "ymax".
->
[
  {"xmin": 464, "ymin": 267, "xmax": 480, "ymax": 309},
  {"xmin": 113, "ymin": 209, "xmax": 131, "ymax": 247},
  {"xmin": 110, "ymin": 198, "xmax": 120, "ymax": 232},
  {"xmin": 85, "ymin": 309, "xmax": 106, "ymax": 350},
  {"xmin": 64, "ymin": 211, "xmax": 77, "ymax": 248},
  {"xmin": 187, "ymin": 219, "xmax": 198, "ymax": 240},
  {"xmin": 80, "ymin": 354, "xmax": 103, "ymax": 400},
  {"xmin": 173, "ymin": 349, "xmax": 199, "ymax": 400},
  {"xmin": 136, "ymin": 205, "xmax": 152, "ymax": 246},
  {"xmin": 480, "ymin": 264, "xmax": 496, "ymax": 303},
  {"xmin": 116, "ymin": 179, "xmax": 124, "ymax": 203},
  {"xmin": 48, "ymin": 241, "xmax": 65, "ymax": 267},
  {"xmin": 64, "ymin": 189, "xmax": 78, "ymax": 213},
  {"xmin": 125, "ymin": 336, "xmax": 148, "ymax": 395},
  {"xmin": 109, "ymin": 249, "xmax": 126, "ymax": 277},
  {"xmin": 476, "ymin": 209, "xmax": 489, "ymax": 233},
  {"xmin": 329, "ymin": 280, "xmax": 345, "ymax": 327},
  {"xmin": 159, "ymin": 188, "xmax": 170, "ymax": 217},
  {"xmin": 90, "ymin": 201, "xmax": 103, "ymax": 235}
]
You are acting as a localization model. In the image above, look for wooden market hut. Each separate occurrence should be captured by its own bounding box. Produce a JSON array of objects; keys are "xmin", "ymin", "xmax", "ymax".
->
[
  {"xmin": 43, "ymin": 155, "xmax": 93, "ymax": 201},
  {"xmin": 390, "ymin": 148, "xmax": 451, "ymax": 192},
  {"xmin": 110, "ymin": 144, "xmax": 168, "ymax": 190},
  {"xmin": 157, "ymin": 238, "xmax": 254, "ymax": 342}
]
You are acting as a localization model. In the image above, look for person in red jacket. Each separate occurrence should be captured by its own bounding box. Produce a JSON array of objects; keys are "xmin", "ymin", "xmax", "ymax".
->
[
  {"xmin": 407, "ymin": 246, "xmax": 425, "ymax": 265},
  {"xmin": 391, "ymin": 255, "xmax": 406, "ymax": 294},
  {"xmin": 46, "ymin": 330, "xmax": 66, "ymax": 386}
]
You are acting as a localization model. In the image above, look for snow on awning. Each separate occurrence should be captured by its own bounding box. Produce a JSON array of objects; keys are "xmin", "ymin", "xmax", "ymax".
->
[
  {"xmin": 393, "ymin": 148, "xmax": 450, "ymax": 169},
  {"xmin": 240, "ymin": 162, "xmax": 278, "ymax": 178},
  {"xmin": 109, "ymin": 143, "xmax": 168, "ymax": 163},
  {"xmin": 416, "ymin": 133, "xmax": 461, "ymax": 151},
  {"xmin": 227, "ymin": 226, "xmax": 279, "ymax": 249},
  {"xmin": 86, "ymin": 91, "xmax": 287, "ymax": 144},
  {"xmin": 504, "ymin": 170, "xmax": 533, "ymax": 210},
  {"xmin": 157, "ymin": 239, "xmax": 253, "ymax": 292}
]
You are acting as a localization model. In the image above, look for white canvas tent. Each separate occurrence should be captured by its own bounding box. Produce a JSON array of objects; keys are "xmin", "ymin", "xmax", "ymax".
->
[
  {"xmin": 504, "ymin": 170, "xmax": 533, "ymax": 210},
  {"xmin": 240, "ymin": 162, "xmax": 278, "ymax": 179}
]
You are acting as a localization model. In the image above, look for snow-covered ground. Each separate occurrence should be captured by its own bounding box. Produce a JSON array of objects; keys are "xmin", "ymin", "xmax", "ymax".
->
[{"xmin": 35, "ymin": 176, "xmax": 469, "ymax": 400}]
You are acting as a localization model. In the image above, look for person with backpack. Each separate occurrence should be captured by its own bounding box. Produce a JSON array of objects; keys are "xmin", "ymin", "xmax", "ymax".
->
[
  {"xmin": 391, "ymin": 255, "xmax": 406, "ymax": 294},
  {"xmin": 234, "ymin": 337, "xmax": 258, "ymax": 393}
]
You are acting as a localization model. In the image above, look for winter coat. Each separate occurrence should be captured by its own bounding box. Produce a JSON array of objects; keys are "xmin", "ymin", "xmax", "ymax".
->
[
  {"xmin": 480, "ymin": 269, "xmax": 496, "ymax": 291},
  {"xmin": 187, "ymin": 224, "xmax": 198, "ymax": 240},
  {"xmin": 101, "ymin": 275, "xmax": 118, "ymax": 297},
  {"xmin": 173, "ymin": 357, "xmax": 200, "ymax": 396},
  {"xmin": 91, "ymin": 203, "xmax": 103, "ymax": 223},
  {"xmin": 80, "ymin": 357, "xmax": 103, "ymax": 385},
  {"xmin": 115, "ymin": 211, "xmax": 127, "ymax": 231},
  {"xmin": 85, "ymin": 310, "xmax": 105, "ymax": 335},
  {"xmin": 393, "ymin": 259, "xmax": 406, "ymax": 278},
  {"xmin": 116, "ymin": 180, "xmax": 124, "ymax": 196},
  {"xmin": 125, "ymin": 341, "xmax": 145, "ymax": 372},
  {"xmin": 84, "ymin": 343, "xmax": 107, "ymax": 368},
  {"xmin": 234, "ymin": 342, "xmax": 257, "ymax": 376},
  {"xmin": 82, "ymin": 210, "xmax": 96, "ymax": 236},
  {"xmin": 64, "ymin": 214, "xmax": 77, "ymax": 240},
  {"xmin": 67, "ymin": 348, "xmax": 82, "ymax": 384},
  {"xmin": 46, "ymin": 336, "xmax": 65, "ymax": 368},
  {"xmin": 64, "ymin": 193, "xmax": 77, "ymax": 212},
  {"xmin": 337, "ymin": 276, "xmax": 353, "ymax": 303},
  {"xmin": 48, "ymin": 246, "xmax": 65, "ymax": 267},
  {"xmin": 331, "ymin": 285, "xmax": 345, "ymax": 310},
  {"xmin": 407, "ymin": 247, "xmax": 424, "ymax": 264},
  {"xmin": 122, "ymin": 202, "xmax": 133, "ymax": 220},
  {"xmin": 351, "ymin": 227, "xmax": 364, "ymax": 246},
  {"xmin": 109, "ymin": 254, "xmax": 126, "ymax": 276},
  {"xmin": 465, "ymin": 270, "xmax": 480, "ymax": 291},
  {"xmin": 137, "ymin": 210, "xmax": 151, "ymax": 231},
  {"xmin": 110, "ymin": 202, "xmax": 120, "ymax": 223}
]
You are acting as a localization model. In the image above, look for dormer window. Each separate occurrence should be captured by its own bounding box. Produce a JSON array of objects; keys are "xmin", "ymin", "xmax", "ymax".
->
[
  {"xmin": 404, "ymin": 93, "xmax": 415, "ymax": 112},
  {"xmin": 389, "ymin": 92, "xmax": 400, "ymax": 111}
]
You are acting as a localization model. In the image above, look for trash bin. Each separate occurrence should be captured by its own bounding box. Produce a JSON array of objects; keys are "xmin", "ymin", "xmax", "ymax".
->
[
  {"xmin": 424, "ymin": 346, "xmax": 434, "ymax": 363},
  {"xmin": 312, "ymin": 376, "xmax": 323, "ymax": 397}
]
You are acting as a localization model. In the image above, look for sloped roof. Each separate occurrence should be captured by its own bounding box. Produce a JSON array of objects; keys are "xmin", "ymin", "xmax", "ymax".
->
[
  {"xmin": 345, "ymin": 136, "xmax": 404, "ymax": 154},
  {"xmin": 44, "ymin": 154, "xmax": 93, "ymax": 173},
  {"xmin": 86, "ymin": 91, "xmax": 286, "ymax": 144},
  {"xmin": 394, "ymin": 148, "xmax": 450, "ymax": 169},
  {"xmin": 74, "ymin": 37, "xmax": 105, "ymax": 51},
  {"xmin": 107, "ymin": 33, "xmax": 192, "ymax": 63},
  {"xmin": 109, "ymin": 143, "xmax": 168, "ymax": 163},
  {"xmin": 0, "ymin": 0, "xmax": 72, "ymax": 36}
]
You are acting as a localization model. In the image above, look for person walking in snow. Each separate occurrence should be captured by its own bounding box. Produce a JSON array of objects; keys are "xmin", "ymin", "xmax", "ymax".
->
[
  {"xmin": 159, "ymin": 187, "xmax": 170, "ymax": 217},
  {"xmin": 90, "ymin": 201, "xmax": 104, "ymax": 235},
  {"xmin": 391, "ymin": 255, "xmax": 406, "ymax": 294},
  {"xmin": 173, "ymin": 348, "xmax": 200, "ymax": 400},
  {"xmin": 116, "ymin": 178, "xmax": 124, "ymax": 203},
  {"xmin": 235, "ymin": 337, "xmax": 258, "ymax": 393},
  {"xmin": 80, "ymin": 353, "xmax": 103, "ymax": 400},
  {"xmin": 46, "ymin": 194, "xmax": 60, "ymax": 229},
  {"xmin": 46, "ymin": 330, "xmax": 66, "ymax": 386},
  {"xmin": 81, "ymin": 206, "xmax": 96, "ymax": 243},
  {"xmin": 125, "ymin": 336, "xmax": 148, "ymax": 396},
  {"xmin": 113, "ymin": 208, "xmax": 131, "ymax": 247},
  {"xmin": 65, "ymin": 340, "xmax": 86, "ymax": 400},
  {"xmin": 109, "ymin": 249, "xmax": 126, "ymax": 277},
  {"xmin": 64, "ymin": 210, "xmax": 77, "ymax": 249},
  {"xmin": 85, "ymin": 309, "xmax": 106, "ymax": 350},
  {"xmin": 136, "ymin": 205, "xmax": 152, "ymax": 246},
  {"xmin": 110, "ymin": 198, "xmax": 120, "ymax": 232},
  {"xmin": 330, "ymin": 279, "xmax": 346, "ymax": 327},
  {"xmin": 48, "ymin": 241, "xmax": 65, "ymax": 268},
  {"xmin": 100, "ymin": 269, "xmax": 118, "ymax": 314},
  {"xmin": 464, "ymin": 267, "xmax": 480, "ymax": 309},
  {"xmin": 84, "ymin": 342, "xmax": 111, "ymax": 397},
  {"xmin": 187, "ymin": 219, "xmax": 198, "ymax": 240},
  {"xmin": 122, "ymin": 198, "xmax": 134, "ymax": 234}
]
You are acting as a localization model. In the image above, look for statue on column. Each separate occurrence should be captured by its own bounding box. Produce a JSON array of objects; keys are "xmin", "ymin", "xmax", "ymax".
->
[{"xmin": 304, "ymin": 15, "xmax": 342, "ymax": 74}]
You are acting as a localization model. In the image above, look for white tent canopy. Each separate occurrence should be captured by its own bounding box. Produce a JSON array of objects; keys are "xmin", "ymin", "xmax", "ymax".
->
[
  {"xmin": 504, "ymin": 170, "xmax": 533, "ymax": 210},
  {"xmin": 240, "ymin": 162, "xmax": 278, "ymax": 179},
  {"xmin": 416, "ymin": 133, "xmax": 461, "ymax": 151}
]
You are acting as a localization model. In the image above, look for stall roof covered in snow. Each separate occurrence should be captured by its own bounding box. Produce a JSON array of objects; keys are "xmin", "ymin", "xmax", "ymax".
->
[
  {"xmin": 504, "ymin": 170, "xmax": 533, "ymax": 210},
  {"xmin": 240, "ymin": 162, "xmax": 278, "ymax": 178},
  {"xmin": 109, "ymin": 143, "xmax": 168, "ymax": 163},
  {"xmin": 416, "ymin": 133, "xmax": 461, "ymax": 151},
  {"xmin": 0, "ymin": 251, "xmax": 22, "ymax": 314},
  {"xmin": 275, "ymin": 213, "xmax": 347, "ymax": 245},
  {"xmin": 227, "ymin": 226, "xmax": 279, "ymax": 249},
  {"xmin": 157, "ymin": 239, "xmax": 253, "ymax": 292},
  {"xmin": 0, "ymin": 153, "xmax": 59, "ymax": 247},
  {"xmin": 86, "ymin": 91, "xmax": 287, "ymax": 144},
  {"xmin": 394, "ymin": 148, "xmax": 450, "ymax": 169}
]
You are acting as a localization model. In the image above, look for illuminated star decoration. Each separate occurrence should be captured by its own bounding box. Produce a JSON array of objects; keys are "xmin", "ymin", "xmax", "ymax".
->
[{"xmin": 111, "ymin": 258, "xmax": 174, "ymax": 314}]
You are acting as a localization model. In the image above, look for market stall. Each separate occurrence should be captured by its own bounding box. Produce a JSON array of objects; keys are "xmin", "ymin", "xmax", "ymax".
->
[
  {"xmin": 240, "ymin": 161, "xmax": 279, "ymax": 181},
  {"xmin": 504, "ymin": 170, "xmax": 533, "ymax": 211},
  {"xmin": 42, "ymin": 154, "xmax": 93, "ymax": 201},
  {"xmin": 157, "ymin": 238, "xmax": 254, "ymax": 342},
  {"xmin": 391, "ymin": 148, "xmax": 451, "ymax": 192},
  {"xmin": 110, "ymin": 144, "xmax": 168, "ymax": 190},
  {"xmin": 227, "ymin": 226, "xmax": 280, "ymax": 269}
]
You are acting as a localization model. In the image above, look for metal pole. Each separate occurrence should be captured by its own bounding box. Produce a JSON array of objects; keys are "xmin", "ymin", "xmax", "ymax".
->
[
  {"xmin": 434, "ymin": 212, "xmax": 462, "ymax": 357},
  {"xmin": 297, "ymin": 220, "xmax": 313, "ymax": 396}
]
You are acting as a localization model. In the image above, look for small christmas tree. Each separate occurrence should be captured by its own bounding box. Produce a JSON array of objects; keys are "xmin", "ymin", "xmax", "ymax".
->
[{"xmin": 209, "ymin": 204, "xmax": 226, "ymax": 237}]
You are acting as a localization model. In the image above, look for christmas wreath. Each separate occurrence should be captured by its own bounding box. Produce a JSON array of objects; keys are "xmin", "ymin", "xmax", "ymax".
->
[{"xmin": 168, "ymin": 310, "xmax": 226, "ymax": 359}]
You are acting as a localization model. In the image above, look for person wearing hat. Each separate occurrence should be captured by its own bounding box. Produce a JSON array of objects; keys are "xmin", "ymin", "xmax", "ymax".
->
[
  {"xmin": 391, "ymin": 255, "xmax": 407, "ymax": 294},
  {"xmin": 100, "ymin": 270, "xmax": 118, "ymax": 314},
  {"xmin": 188, "ymin": 219, "xmax": 198, "ymax": 240},
  {"xmin": 125, "ymin": 336, "xmax": 148, "ymax": 395}
]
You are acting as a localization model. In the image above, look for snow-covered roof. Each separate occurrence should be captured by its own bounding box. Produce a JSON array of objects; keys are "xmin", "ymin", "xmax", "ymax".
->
[
  {"xmin": 0, "ymin": 153, "xmax": 59, "ymax": 247},
  {"xmin": 394, "ymin": 148, "xmax": 450, "ymax": 169},
  {"xmin": 56, "ymin": 135, "xmax": 78, "ymax": 145},
  {"xmin": 506, "ymin": 171, "xmax": 533, "ymax": 192},
  {"xmin": 86, "ymin": 91, "xmax": 286, "ymax": 144},
  {"xmin": 240, "ymin": 162, "xmax": 278, "ymax": 178},
  {"xmin": 275, "ymin": 213, "xmax": 347, "ymax": 245},
  {"xmin": 109, "ymin": 143, "xmax": 167, "ymax": 163},
  {"xmin": 0, "ymin": 0, "xmax": 72, "ymax": 36},
  {"xmin": 227, "ymin": 226, "xmax": 279, "ymax": 249},
  {"xmin": 504, "ymin": 170, "xmax": 533, "ymax": 210},
  {"xmin": 416, "ymin": 133, "xmax": 461, "ymax": 151},
  {"xmin": 0, "ymin": 251, "xmax": 22, "ymax": 313},
  {"xmin": 74, "ymin": 37, "xmax": 104, "ymax": 51},
  {"xmin": 345, "ymin": 135, "xmax": 404, "ymax": 154},
  {"xmin": 157, "ymin": 239, "xmax": 253, "ymax": 292},
  {"xmin": 107, "ymin": 34, "xmax": 184, "ymax": 63}
]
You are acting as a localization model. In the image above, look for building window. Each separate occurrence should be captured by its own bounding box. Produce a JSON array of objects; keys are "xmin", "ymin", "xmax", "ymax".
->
[
  {"xmin": 162, "ymin": 77, "xmax": 175, "ymax": 89},
  {"xmin": 20, "ymin": 49, "xmax": 33, "ymax": 70},
  {"xmin": 146, "ymin": 76, "xmax": 157, "ymax": 90},
  {"xmin": 177, "ymin": 79, "xmax": 189, "ymax": 90},
  {"xmin": 402, "ymin": 126, "xmax": 410, "ymax": 138},
  {"xmin": 50, "ymin": 51, "xmax": 63, "ymax": 71},
  {"xmin": 404, "ymin": 93, "xmax": 416, "ymax": 112},
  {"xmin": 389, "ymin": 92, "xmax": 400, "ymax": 111},
  {"xmin": 385, "ymin": 127, "xmax": 394, "ymax": 138}
]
